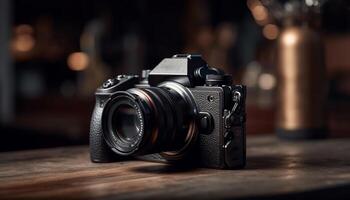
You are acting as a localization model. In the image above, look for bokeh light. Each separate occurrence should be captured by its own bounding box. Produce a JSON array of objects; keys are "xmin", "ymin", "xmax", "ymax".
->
[
  {"xmin": 12, "ymin": 24, "xmax": 35, "ymax": 52},
  {"xmin": 283, "ymin": 32, "xmax": 298, "ymax": 46},
  {"xmin": 252, "ymin": 5, "xmax": 268, "ymax": 25},
  {"xmin": 263, "ymin": 24, "xmax": 279, "ymax": 40},
  {"xmin": 67, "ymin": 52, "xmax": 89, "ymax": 71},
  {"xmin": 258, "ymin": 73, "xmax": 276, "ymax": 90}
]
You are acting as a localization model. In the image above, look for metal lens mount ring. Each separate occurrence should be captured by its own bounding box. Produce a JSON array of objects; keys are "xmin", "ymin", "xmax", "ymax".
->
[{"xmin": 158, "ymin": 81, "xmax": 199, "ymax": 161}]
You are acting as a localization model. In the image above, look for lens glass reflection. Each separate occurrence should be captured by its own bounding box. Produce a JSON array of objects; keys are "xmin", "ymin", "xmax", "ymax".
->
[{"xmin": 112, "ymin": 104, "xmax": 140, "ymax": 141}]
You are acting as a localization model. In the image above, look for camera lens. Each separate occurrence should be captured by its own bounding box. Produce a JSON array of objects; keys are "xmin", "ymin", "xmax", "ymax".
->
[
  {"xmin": 102, "ymin": 92, "xmax": 145, "ymax": 155},
  {"xmin": 102, "ymin": 82, "xmax": 198, "ymax": 159},
  {"xmin": 111, "ymin": 104, "xmax": 140, "ymax": 141}
]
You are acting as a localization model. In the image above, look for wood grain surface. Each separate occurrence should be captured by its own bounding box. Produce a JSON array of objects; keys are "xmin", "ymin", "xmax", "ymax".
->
[{"xmin": 0, "ymin": 136, "xmax": 350, "ymax": 199}]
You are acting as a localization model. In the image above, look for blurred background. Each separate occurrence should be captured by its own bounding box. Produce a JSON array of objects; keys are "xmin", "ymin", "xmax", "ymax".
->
[{"xmin": 0, "ymin": 0, "xmax": 349, "ymax": 151}]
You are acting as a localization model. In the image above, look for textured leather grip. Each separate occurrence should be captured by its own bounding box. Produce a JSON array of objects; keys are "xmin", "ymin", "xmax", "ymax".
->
[{"xmin": 90, "ymin": 101, "xmax": 117, "ymax": 163}]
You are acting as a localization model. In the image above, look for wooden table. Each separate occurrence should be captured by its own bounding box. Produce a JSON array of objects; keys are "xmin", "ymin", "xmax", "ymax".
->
[{"xmin": 1, "ymin": 136, "xmax": 350, "ymax": 199}]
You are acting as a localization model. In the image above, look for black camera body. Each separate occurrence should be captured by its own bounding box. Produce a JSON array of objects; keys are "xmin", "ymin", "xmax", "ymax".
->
[{"xmin": 90, "ymin": 54, "xmax": 246, "ymax": 169}]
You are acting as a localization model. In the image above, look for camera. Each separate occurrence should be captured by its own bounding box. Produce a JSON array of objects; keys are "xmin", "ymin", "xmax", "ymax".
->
[{"xmin": 90, "ymin": 54, "xmax": 246, "ymax": 169}]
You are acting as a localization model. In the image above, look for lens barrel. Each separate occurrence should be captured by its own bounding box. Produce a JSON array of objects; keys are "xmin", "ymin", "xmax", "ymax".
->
[{"xmin": 102, "ymin": 82, "xmax": 197, "ymax": 158}]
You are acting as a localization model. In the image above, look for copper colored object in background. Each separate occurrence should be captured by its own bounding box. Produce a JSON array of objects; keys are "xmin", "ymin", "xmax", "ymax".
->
[{"xmin": 276, "ymin": 25, "xmax": 328, "ymax": 139}]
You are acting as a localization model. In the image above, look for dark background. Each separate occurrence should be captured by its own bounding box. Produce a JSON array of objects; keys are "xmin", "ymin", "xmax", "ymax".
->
[{"xmin": 0, "ymin": 0, "xmax": 349, "ymax": 151}]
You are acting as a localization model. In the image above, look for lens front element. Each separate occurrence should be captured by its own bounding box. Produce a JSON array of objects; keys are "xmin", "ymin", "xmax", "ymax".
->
[
  {"xmin": 103, "ymin": 92, "xmax": 145, "ymax": 155},
  {"xmin": 112, "ymin": 104, "xmax": 140, "ymax": 142}
]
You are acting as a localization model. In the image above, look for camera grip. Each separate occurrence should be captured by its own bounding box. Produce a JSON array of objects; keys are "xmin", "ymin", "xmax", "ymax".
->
[{"xmin": 90, "ymin": 101, "xmax": 117, "ymax": 163}]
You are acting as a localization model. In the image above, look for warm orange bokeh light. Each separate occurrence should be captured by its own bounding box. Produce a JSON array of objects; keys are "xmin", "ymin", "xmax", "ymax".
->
[
  {"xmin": 67, "ymin": 52, "xmax": 89, "ymax": 71},
  {"xmin": 12, "ymin": 24, "xmax": 35, "ymax": 53},
  {"xmin": 12, "ymin": 34, "xmax": 35, "ymax": 52},
  {"xmin": 263, "ymin": 24, "xmax": 279, "ymax": 40},
  {"xmin": 252, "ymin": 5, "xmax": 268, "ymax": 22}
]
